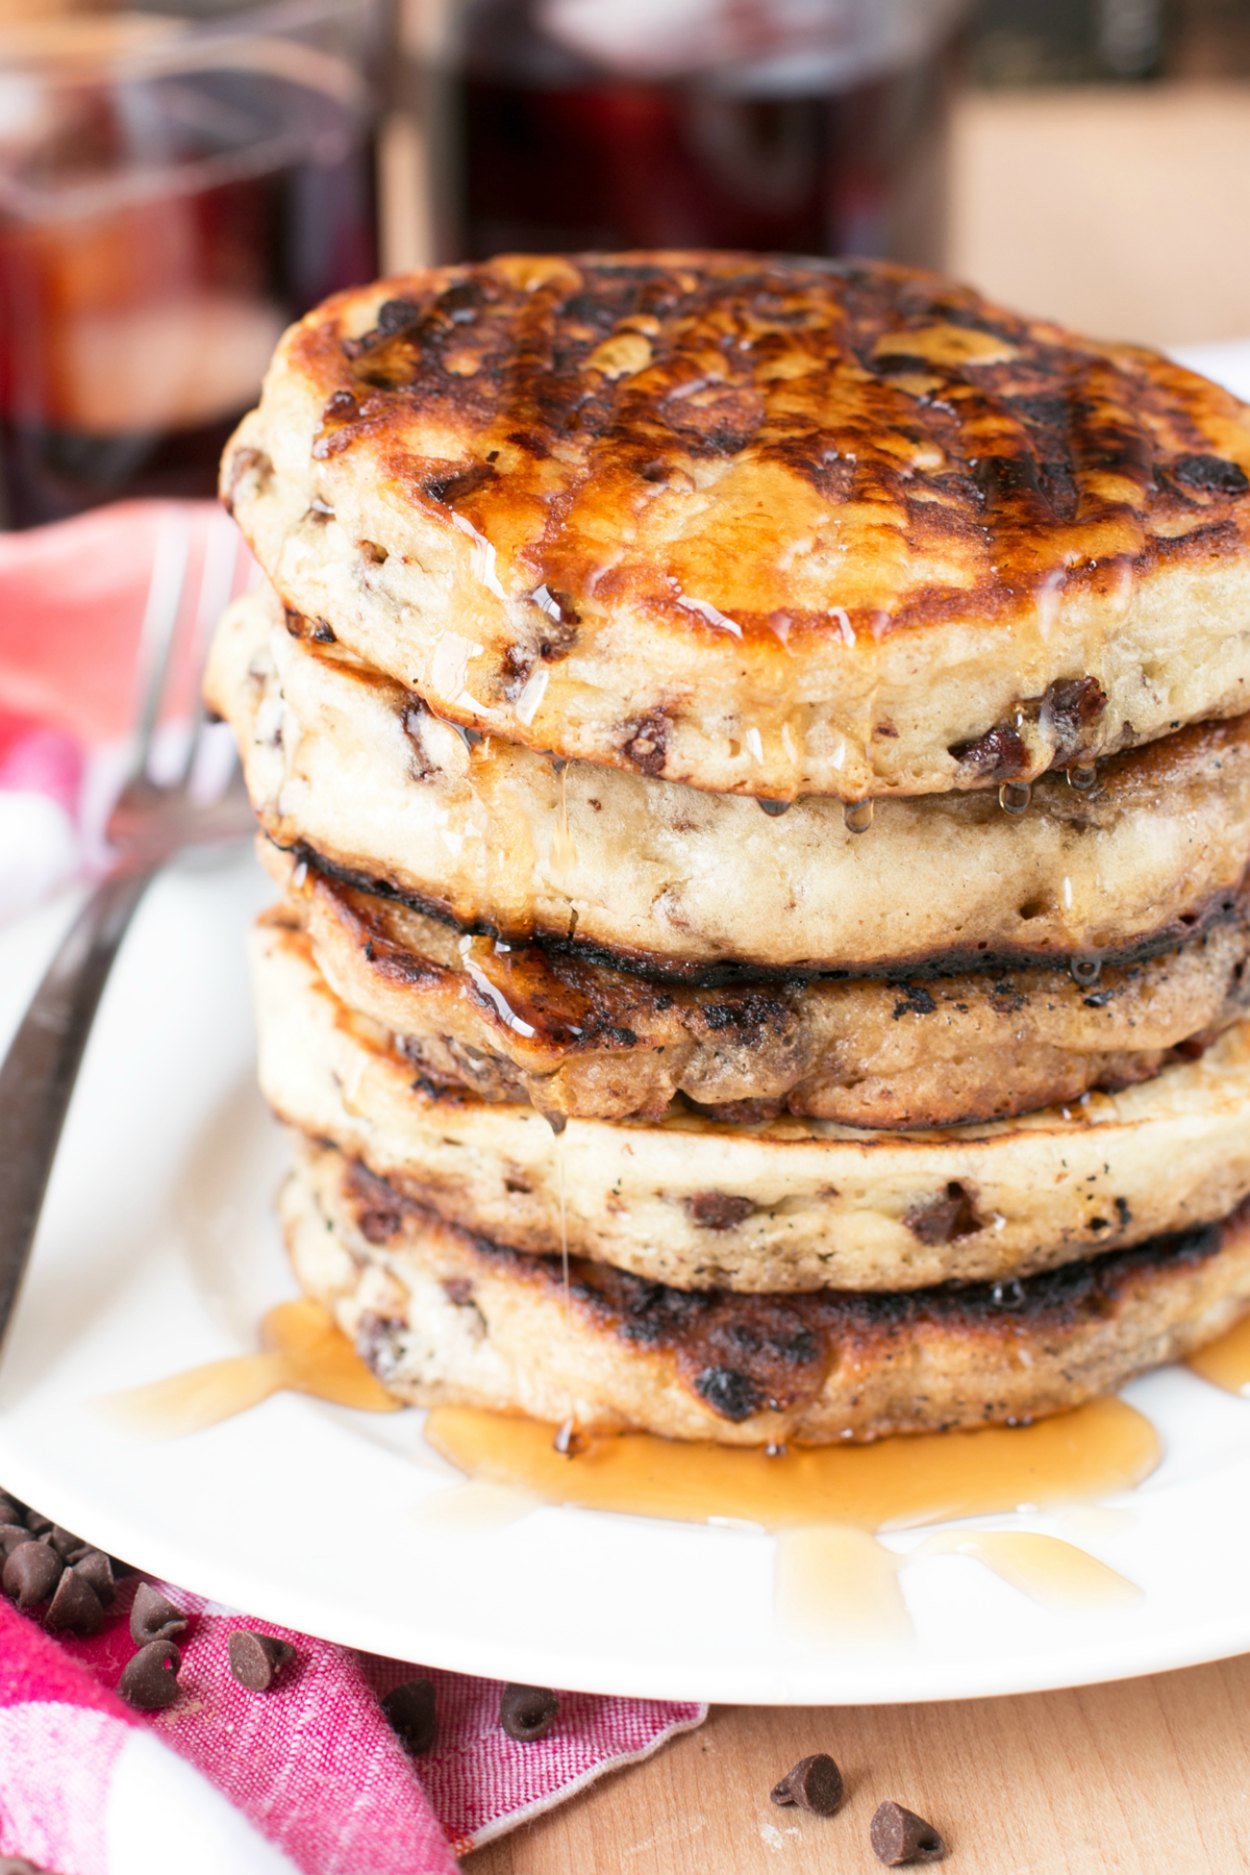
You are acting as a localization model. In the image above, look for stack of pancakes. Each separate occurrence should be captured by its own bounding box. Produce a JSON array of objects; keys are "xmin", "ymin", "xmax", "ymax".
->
[{"xmin": 207, "ymin": 252, "xmax": 1250, "ymax": 1445}]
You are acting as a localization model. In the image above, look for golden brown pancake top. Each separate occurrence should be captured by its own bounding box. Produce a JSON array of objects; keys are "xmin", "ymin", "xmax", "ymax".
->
[
  {"xmin": 309, "ymin": 253, "xmax": 1250, "ymax": 633},
  {"xmin": 225, "ymin": 253, "xmax": 1250, "ymax": 798}
]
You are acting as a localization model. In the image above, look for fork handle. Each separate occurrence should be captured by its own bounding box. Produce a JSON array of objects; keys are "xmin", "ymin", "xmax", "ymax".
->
[{"xmin": 0, "ymin": 865, "xmax": 156, "ymax": 1353}]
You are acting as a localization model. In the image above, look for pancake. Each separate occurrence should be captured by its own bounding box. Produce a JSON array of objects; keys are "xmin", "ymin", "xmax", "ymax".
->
[
  {"xmin": 223, "ymin": 252, "xmax": 1250, "ymax": 803},
  {"xmin": 270, "ymin": 846, "xmax": 1250, "ymax": 1130},
  {"xmin": 254, "ymin": 919, "xmax": 1250, "ymax": 1294},
  {"xmin": 209, "ymin": 587, "xmax": 1250, "ymax": 978},
  {"xmin": 284, "ymin": 1136, "xmax": 1250, "ymax": 1443}
]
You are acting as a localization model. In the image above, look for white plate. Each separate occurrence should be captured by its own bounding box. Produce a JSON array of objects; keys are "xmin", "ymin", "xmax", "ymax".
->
[{"xmin": 4, "ymin": 848, "xmax": 1250, "ymax": 1706}]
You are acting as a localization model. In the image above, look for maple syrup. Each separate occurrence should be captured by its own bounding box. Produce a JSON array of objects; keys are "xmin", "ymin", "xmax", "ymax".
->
[
  {"xmin": 422, "ymin": 1398, "xmax": 1159, "ymax": 1531},
  {"xmin": 102, "ymin": 1299, "xmax": 400, "ymax": 1437},
  {"xmin": 914, "ymin": 1530, "xmax": 1140, "ymax": 1610},
  {"xmin": 1186, "ymin": 1316, "xmax": 1250, "ymax": 1395},
  {"xmin": 774, "ymin": 1526, "xmax": 908, "ymax": 1645},
  {"xmin": 550, "ymin": 760, "xmax": 578, "ymax": 874},
  {"xmin": 423, "ymin": 1399, "xmax": 1156, "ymax": 1632}
]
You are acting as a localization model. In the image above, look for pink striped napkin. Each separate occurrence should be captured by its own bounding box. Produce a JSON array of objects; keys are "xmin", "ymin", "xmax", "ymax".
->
[
  {"xmin": 0, "ymin": 1571, "xmax": 702, "ymax": 1873},
  {"xmin": 0, "ymin": 503, "xmax": 705, "ymax": 1871}
]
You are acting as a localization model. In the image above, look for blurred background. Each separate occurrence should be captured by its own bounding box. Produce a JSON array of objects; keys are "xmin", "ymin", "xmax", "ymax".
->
[{"xmin": 1, "ymin": 0, "xmax": 1248, "ymax": 529}]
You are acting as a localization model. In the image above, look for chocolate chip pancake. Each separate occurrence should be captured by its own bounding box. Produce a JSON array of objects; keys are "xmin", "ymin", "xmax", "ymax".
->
[
  {"xmin": 254, "ymin": 919, "xmax": 1250, "ymax": 1294},
  {"xmin": 224, "ymin": 252, "xmax": 1250, "ymax": 803},
  {"xmin": 284, "ymin": 1137, "xmax": 1250, "ymax": 1443},
  {"xmin": 269, "ymin": 847, "xmax": 1250, "ymax": 1131},
  {"xmin": 209, "ymin": 587, "xmax": 1250, "ymax": 977}
]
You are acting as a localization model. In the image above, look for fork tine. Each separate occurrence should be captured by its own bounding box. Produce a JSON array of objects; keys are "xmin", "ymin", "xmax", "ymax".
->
[
  {"xmin": 125, "ymin": 511, "xmax": 192, "ymax": 787},
  {"xmin": 172, "ymin": 511, "xmax": 240, "ymax": 791}
]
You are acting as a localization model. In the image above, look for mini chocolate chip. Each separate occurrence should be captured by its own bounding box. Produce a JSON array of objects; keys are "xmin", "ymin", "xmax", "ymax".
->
[
  {"xmin": 381, "ymin": 1678, "xmax": 437, "ymax": 1756},
  {"xmin": 770, "ymin": 1753, "xmax": 844, "ymax": 1815},
  {"xmin": 23, "ymin": 1513, "xmax": 50, "ymax": 1535},
  {"xmin": 45, "ymin": 1567, "xmax": 104, "ymax": 1637},
  {"xmin": 130, "ymin": 1582, "xmax": 188, "ymax": 1646},
  {"xmin": 1172, "ymin": 453, "xmax": 1249, "ymax": 493},
  {"xmin": 70, "ymin": 1550, "xmax": 115, "ymax": 1605},
  {"xmin": 48, "ymin": 1525, "xmax": 84, "ymax": 1561},
  {"xmin": 0, "ymin": 1494, "xmax": 25, "ymax": 1524},
  {"xmin": 693, "ymin": 1364, "xmax": 761, "ymax": 1422},
  {"xmin": 3, "ymin": 1540, "xmax": 62, "ymax": 1608},
  {"xmin": 375, "ymin": 297, "xmax": 421, "ymax": 336},
  {"xmin": 119, "ymin": 1640, "xmax": 181, "ymax": 1712},
  {"xmin": 500, "ymin": 1683, "xmax": 559, "ymax": 1742},
  {"xmin": 228, "ymin": 1630, "xmax": 294, "ymax": 1693},
  {"xmin": 0, "ymin": 1525, "xmax": 37, "ymax": 1556},
  {"xmin": 871, "ymin": 1801, "xmax": 947, "ymax": 1865}
]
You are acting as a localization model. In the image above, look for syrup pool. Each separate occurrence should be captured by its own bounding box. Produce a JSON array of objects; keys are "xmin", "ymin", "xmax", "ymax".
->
[
  {"xmin": 422, "ymin": 1400, "xmax": 1159, "ymax": 1635},
  {"xmin": 101, "ymin": 1299, "xmax": 400, "ymax": 1437},
  {"xmin": 421, "ymin": 1398, "xmax": 1160, "ymax": 1532},
  {"xmin": 1186, "ymin": 1315, "xmax": 1250, "ymax": 1395}
]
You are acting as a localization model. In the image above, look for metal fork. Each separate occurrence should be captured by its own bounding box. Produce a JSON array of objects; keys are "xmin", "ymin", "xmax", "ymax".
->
[{"xmin": 0, "ymin": 511, "xmax": 254, "ymax": 1357}]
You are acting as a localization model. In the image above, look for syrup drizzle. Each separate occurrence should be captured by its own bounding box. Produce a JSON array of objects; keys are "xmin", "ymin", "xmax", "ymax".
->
[
  {"xmin": 774, "ymin": 1525, "xmax": 907, "ymax": 1645},
  {"xmin": 422, "ymin": 1399, "xmax": 1156, "ymax": 1632},
  {"xmin": 548, "ymin": 1116, "xmax": 581, "ymax": 1457},
  {"xmin": 1186, "ymin": 1316, "xmax": 1250, "ymax": 1394},
  {"xmin": 550, "ymin": 759, "xmax": 578, "ymax": 874},
  {"xmin": 101, "ymin": 1300, "xmax": 400, "ymax": 1438},
  {"xmin": 913, "ymin": 1529, "xmax": 1141, "ymax": 1609},
  {"xmin": 422, "ymin": 1397, "xmax": 1159, "ymax": 1531}
]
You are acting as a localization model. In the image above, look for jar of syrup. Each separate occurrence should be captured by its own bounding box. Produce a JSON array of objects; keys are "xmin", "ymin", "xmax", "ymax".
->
[{"xmin": 425, "ymin": 0, "xmax": 966, "ymax": 268}]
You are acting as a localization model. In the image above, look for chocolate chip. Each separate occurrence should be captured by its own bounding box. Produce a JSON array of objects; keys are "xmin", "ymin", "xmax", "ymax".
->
[
  {"xmin": 500, "ymin": 1683, "xmax": 559, "ymax": 1742},
  {"xmin": 70, "ymin": 1550, "xmax": 115, "ymax": 1605},
  {"xmin": 375, "ymin": 297, "xmax": 421, "ymax": 336},
  {"xmin": 693, "ymin": 1364, "xmax": 761, "ymax": 1422},
  {"xmin": 381, "ymin": 1678, "xmax": 437, "ymax": 1756},
  {"xmin": 948, "ymin": 719, "xmax": 1028, "ymax": 780},
  {"xmin": 1172, "ymin": 453, "xmax": 1249, "ymax": 493},
  {"xmin": 904, "ymin": 1180, "xmax": 984, "ymax": 1245},
  {"xmin": 770, "ymin": 1753, "xmax": 844, "ymax": 1816},
  {"xmin": 620, "ymin": 711, "xmax": 668, "ymax": 777},
  {"xmin": 0, "ymin": 1494, "xmax": 25, "ymax": 1524},
  {"xmin": 0, "ymin": 1525, "xmax": 37, "ymax": 1556},
  {"xmin": 48, "ymin": 1525, "xmax": 84, "ymax": 1561},
  {"xmin": 685, "ymin": 1191, "xmax": 756, "ymax": 1231},
  {"xmin": 129, "ymin": 1582, "xmax": 188, "ymax": 1646},
  {"xmin": 871, "ymin": 1801, "xmax": 947, "ymax": 1865},
  {"xmin": 228, "ymin": 1630, "xmax": 294, "ymax": 1693},
  {"xmin": 1042, "ymin": 674, "xmax": 1106, "ymax": 760},
  {"xmin": 3, "ymin": 1540, "xmax": 62, "ymax": 1609},
  {"xmin": 45, "ymin": 1567, "xmax": 104, "ymax": 1637},
  {"xmin": 424, "ymin": 461, "xmax": 497, "ymax": 506},
  {"xmin": 119, "ymin": 1640, "xmax": 181, "ymax": 1712},
  {"xmin": 23, "ymin": 1513, "xmax": 50, "ymax": 1535}
]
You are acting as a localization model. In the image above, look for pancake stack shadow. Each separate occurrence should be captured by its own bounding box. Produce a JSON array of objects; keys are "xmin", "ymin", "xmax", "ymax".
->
[{"xmin": 207, "ymin": 252, "xmax": 1250, "ymax": 1445}]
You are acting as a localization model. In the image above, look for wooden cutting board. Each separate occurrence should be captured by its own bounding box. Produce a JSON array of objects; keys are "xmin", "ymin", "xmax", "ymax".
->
[{"xmin": 468, "ymin": 1655, "xmax": 1250, "ymax": 1873}]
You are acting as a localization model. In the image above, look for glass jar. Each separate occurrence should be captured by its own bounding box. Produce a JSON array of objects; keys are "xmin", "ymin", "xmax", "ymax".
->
[
  {"xmin": 0, "ymin": 0, "xmax": 384, "ymax": 528},
  {"xmin": 422, "ymin": 0, "xmax": 965, "ymax": 268}
]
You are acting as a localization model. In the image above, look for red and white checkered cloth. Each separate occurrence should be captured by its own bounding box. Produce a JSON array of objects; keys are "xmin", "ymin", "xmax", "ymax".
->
[{"xmin": 0, "ymin": 503, "xmax": 704, "ymax": 1872}]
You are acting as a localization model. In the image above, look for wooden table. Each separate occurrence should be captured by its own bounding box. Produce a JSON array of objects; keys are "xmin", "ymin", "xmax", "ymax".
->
[
  {"xmin": 457, "ymin": 81, "xmax": 1250, "ymax": 1875},
  {"xmin": 470, "ymin": 1659, "xmax": 1250, "ymax": 1872}
]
